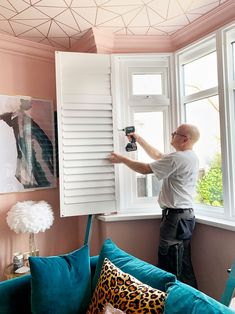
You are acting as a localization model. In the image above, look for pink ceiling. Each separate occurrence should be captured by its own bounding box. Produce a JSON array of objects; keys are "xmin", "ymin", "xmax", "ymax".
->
[{"xmin": 0, "ymin": 0, "xmax": 232, "ymax": 49}]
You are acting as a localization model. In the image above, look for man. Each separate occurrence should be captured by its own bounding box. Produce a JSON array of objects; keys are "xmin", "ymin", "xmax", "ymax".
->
[{"xmin": 109, "ymin": 123, "xmax": 200, "ymax": 288}]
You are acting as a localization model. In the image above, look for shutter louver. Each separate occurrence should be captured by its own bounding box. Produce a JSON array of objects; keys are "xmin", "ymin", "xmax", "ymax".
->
[{"xmin": 56, "ymin": 52, "xmax": 116, "ymax": 216}]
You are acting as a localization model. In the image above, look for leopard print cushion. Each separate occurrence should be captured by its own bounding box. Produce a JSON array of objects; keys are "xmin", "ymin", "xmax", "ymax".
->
[{"xmin": 87, "ymin": 258, "xmax": 166, "ymax": 314}]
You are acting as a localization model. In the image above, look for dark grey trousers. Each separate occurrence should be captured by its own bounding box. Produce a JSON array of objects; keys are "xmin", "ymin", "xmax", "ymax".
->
[{"xmin": 157, "ymin": 209, "xmax": 198, "ymax": 288}]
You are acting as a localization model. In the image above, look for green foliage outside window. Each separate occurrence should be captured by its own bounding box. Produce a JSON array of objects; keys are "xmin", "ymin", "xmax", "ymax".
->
[{"xmin": 196, "ymin": 153, "xmax": 223, "ymax": 206}]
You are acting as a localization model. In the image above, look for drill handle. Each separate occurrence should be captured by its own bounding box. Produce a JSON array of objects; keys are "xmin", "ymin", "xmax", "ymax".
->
[{"xmin": 130, "ymin": 135, "xmax": 136, "ymax": 143}]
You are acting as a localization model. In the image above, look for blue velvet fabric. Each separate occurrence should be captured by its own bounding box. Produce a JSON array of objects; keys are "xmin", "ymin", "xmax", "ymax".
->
[
  {"xmin": 165, "ymin": 281, "xmax": 235, "ymax": 314},
  {"xmin": 92, "ymin": 238, "xmax": 176, "ymax": 293},
  {"xmin": 29, "ymin": 245, "xmax": 91, "ymax": 314},
  {"xmin": 0, "ymin": 274, "xmax": 31, "ymax": 314}
]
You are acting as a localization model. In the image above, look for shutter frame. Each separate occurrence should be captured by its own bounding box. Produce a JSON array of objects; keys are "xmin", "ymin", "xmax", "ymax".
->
[{"xmin": 56, "ymin": 52, "xmax": 116, "ymax": 217}]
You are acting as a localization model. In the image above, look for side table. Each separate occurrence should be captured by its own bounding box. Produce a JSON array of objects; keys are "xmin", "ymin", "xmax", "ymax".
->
[{"xmin": 4, "ymin": 264, "xmax": 30, "ymax": 280}]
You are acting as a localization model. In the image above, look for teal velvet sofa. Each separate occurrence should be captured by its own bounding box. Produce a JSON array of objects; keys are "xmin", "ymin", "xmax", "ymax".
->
[{"xmin": 0, "ymin": 239, "xmax": 234, "ymax": 314}]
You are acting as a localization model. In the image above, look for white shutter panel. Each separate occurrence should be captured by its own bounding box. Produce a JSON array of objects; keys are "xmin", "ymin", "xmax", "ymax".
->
[{"xmin": 56, "ymin": 52, "xmax": 116, "ymax": 217}]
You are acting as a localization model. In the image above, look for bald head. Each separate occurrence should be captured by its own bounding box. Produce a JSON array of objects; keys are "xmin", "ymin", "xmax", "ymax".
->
[{"xmin": 178, "ymin": 124, "xmax": 200, "ymax": 145}]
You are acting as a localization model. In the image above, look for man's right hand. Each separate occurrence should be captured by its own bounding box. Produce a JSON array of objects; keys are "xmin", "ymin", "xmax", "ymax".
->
[{"xmin": 127, "ymin": 132, "xmax": 140, "ymax": 143}]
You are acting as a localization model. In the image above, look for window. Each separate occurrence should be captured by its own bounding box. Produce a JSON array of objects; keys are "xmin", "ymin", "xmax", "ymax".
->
[
  {"xmin": 112, "ymin": 55, "xmax": 172, "ymax": 212},
  {"xmin": 222, "ymin": 27, "xmax": 235, "ymax": 219},
  {"xmin": 134, "ymin": 111, "xmax": 164, "ymax": 198},
  {"xmin": 177, "ymin": 39, "xmax": 223, "ymax": 215},
  {"xmin": 111, "ymin": 23, "xmax": 235, "ymax": 226},
  {"xmin": 132, "ymin": 74, "xmax": 162, "ymax": 95},
  {"xmin": 185, "ymin": 96, "xmax": 222, "ymax": 208},
  {"xmin": 176, "ymin": 28, "xmax": 235, "ymax": 222},
  {"xmin": 183, "ymin": 52, "xmax": 218, "ymax": 95},
  {"xmin": 233, "ymin": 43, "xmax": 235, "ymax": 78}
]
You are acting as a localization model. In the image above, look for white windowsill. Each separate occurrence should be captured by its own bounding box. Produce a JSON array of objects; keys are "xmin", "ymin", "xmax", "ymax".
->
[
  {"xmin": 195, "ymin": 215, "xmax": 235, "ymax": 232},
  {"xmin": 97, "ymin": 211, "xmax": 235, "ymax": 232},
  {"xmin": 97, "ymin": 210, "xmax": 162, "ymax": 222}
]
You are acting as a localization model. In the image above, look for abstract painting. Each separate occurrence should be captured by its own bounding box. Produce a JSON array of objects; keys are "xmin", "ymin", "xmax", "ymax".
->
[{"xmin": 0, "ymin": 95, "xmax": 56, "ymax": 193}]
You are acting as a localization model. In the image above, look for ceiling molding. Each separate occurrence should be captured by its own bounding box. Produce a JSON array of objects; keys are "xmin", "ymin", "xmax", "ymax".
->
[
  {"xmin": 92, "ymin": 28, "xmax": 114, "ymax": 54},
  {"xmin": 71, "ymin": 29, "xmax": 97, "ymax": 53},
  {"xmin": 171, "ymin": 0, "xmax": 235, "ymax": 50},
  {"xmin": 0, "ymin": 32, "xmax": 57, "ymax": 62},
  {"xmin": 112, "ymin": 35, "xmax": 173, "ymax": 53}
]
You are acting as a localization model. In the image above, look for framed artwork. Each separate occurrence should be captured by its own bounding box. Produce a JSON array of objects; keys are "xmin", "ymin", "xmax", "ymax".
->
[{"xmin": 0, "ymin": 95, "xmax": 56, "ymax": 193}]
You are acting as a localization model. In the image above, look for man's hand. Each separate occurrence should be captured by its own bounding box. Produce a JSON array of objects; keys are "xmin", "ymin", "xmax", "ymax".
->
[
  {"xmin": 108, "ymin": 152, "xmax": 124, "ymax": 164},
  {"xmin": 127, "ymin": 133, "xmax": 163, "ymax": 160},
  {"xmin": 127, "ymin": 132, "xmax": 140, "ymax": 143},
  {"xmin": 108, "ymin": 152, "xmax": 152, "ymax": 174}
]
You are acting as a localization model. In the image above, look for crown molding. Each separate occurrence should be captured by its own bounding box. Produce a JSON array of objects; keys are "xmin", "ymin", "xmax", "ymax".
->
[
  {"xmin": 0, "ymin": 33, "xmax": 57, "ymax": 62},
  {"xmin": 71, "ymin": 29, "xmax": 97, "ymax": 53},
  {"xmin": 92, "ymin": 28, "xmax": 114, "ymax": 53},
  {"xmin": 92, "ymin": 0, "xmax": 235, "ymax": 54},
  {"xmin": 112, "ymin": 35, "xmax": 173, "ymax": 53},
  {"xmin": 171, "ymin": 0, "xmax": 235, "ymax": 51},
  {"xmin": 72, "ymin": 28, "xmax": 173, "ymax": 54}
]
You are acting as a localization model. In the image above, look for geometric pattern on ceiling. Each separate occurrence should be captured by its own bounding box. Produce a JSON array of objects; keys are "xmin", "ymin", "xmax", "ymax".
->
[{"xmin": 0, "ymin": 0, "xmax": 229, "ymax": 49}]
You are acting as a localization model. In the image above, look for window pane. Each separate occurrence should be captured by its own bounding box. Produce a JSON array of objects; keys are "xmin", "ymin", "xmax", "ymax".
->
[
  {"xmin": 132, "ymin": 74, "xmax": 162, "ymax": 95},
  {"xmin": 134, "ymin": 112, "xmax": 163, "ymax": 198},
  {"xmin": 185, "ymin": 96, "xmax": 223, "ymax": 207},
  {"xmin": 232, "ymin": 42, "xmax": 235, "ymax": 79},
  {"xmin": 183, "ymin": 52, "xmax": 218, "ymax": 95}
]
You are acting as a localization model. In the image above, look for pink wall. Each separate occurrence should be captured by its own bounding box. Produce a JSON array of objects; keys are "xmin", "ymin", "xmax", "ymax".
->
[
  {"xmin": 192, "ymin": 224, "xmax": 235, "ymax": 300},
  {"xmin": 0, "ymin": 35, "xmax": 81, "ymax": 280}
]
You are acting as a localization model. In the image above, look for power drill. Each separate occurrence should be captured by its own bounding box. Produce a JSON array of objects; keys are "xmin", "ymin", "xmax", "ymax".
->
[{"xmin": 122, "ymin": 126, "xmax": 137, "ymax": 152}]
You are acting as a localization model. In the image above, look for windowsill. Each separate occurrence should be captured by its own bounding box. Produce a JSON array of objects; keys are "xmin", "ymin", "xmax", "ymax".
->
[
  {"xmin": 195, "ymin": 214, "xmax": 235, "ymax": 232},
  {"xmin": 97, "ymin": 211, "xmax": 235, "ymax": 231},
  {"xmin": 97, "ymin": 210, "xmax": 162, "ymax": 222}
]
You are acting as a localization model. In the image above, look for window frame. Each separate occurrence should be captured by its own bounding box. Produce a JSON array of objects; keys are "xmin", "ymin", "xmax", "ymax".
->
[
  {"xmin": 175, "ymin": 26, "xmax": 235, "ymax": 222},
  {"xmin": 221, "ymin": 24, "xmax": 235, "ymax": 220},
  {"xmin": 111, "ymin": 54, "xmax": 172, "ymax": 213}
]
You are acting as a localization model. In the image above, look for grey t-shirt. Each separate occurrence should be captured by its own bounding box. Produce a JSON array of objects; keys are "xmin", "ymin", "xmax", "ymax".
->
[{"xmin": 149, "ymin": 150, "xmax": 199, "ymax": 209}]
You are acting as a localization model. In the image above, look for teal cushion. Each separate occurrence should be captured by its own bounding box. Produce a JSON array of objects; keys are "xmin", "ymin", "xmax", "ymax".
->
[
  {"xmin": 0, "ymin": 274, "xmax": 31, "ymax": 314},
  {"xmin": 29, "ymin": 245, "xmax": 91, "ymax": 314},
  {"xmin": 165, "ymin": 281, "xmax": 235, "ymax": 314},
  {"xmin": 92, "ymin": 238, "xmax": 176, "ymax": 292}
]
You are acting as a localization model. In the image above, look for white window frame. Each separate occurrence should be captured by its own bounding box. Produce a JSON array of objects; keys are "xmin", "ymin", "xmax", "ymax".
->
[
  {"xmin": 111, "ymin": 54, "xmax": 172, "ymax": 213},
  {"xmin": 221, "ymin": 24, "xmax": 235, "ymax": 220},
  {"xmin": 175, "ymin": 24, "xmax": 235, "ymax": 223}
]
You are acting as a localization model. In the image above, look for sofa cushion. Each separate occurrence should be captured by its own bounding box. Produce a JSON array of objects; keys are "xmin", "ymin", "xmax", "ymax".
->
[
  {"xmin": 0, "ymin": 274, "xmax": 31, "ymax": 314},
  {"xmin": 164, "ymin": 281, "xmax": 235, "ymax": 314},
  {"xmin": 29, "ymin": 245, "xmax": 91, "ymax": 314},
  {"xmin": 92, "ymin": 239, "xmax": 176, "ymax": 293},
  {"xmin": 88, "ymin": 258, "xmax": 166, "ymax": 314}
]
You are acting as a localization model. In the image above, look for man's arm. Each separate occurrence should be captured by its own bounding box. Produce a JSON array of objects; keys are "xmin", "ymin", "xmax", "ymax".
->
[
  {"xmin": 130, "ymin": 134, "xmax": 163, "ymax": 160},
  {"xmin": 109, "ymin": 152, "xmax": 153, "ymax": 174}
]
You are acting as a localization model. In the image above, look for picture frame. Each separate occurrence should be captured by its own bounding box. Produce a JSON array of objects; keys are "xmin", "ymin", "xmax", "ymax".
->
[{"xmin": 0, "ymin": 94, "xmax": 57, "ymax": 193}]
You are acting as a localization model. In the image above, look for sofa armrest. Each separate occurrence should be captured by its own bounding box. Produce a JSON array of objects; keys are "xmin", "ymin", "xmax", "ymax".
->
[
  {"xmin": 0, "ymin": 274, "xmax": 31, "ymax": 314},
  {"xmin": 0, "ymin": 256, "xmax": 99, "ymax": 314}
]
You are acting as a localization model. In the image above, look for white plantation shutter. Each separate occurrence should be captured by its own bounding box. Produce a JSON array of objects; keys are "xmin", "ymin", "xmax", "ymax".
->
[{"xmin": 55, "ymin": 52, "xmax": 116, "ymax": 217}]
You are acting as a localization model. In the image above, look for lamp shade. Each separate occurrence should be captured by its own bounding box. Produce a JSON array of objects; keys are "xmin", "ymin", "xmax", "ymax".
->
[{"xmin": 6, "ymin": 200, "xmax": 54, "ymax": 234}]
